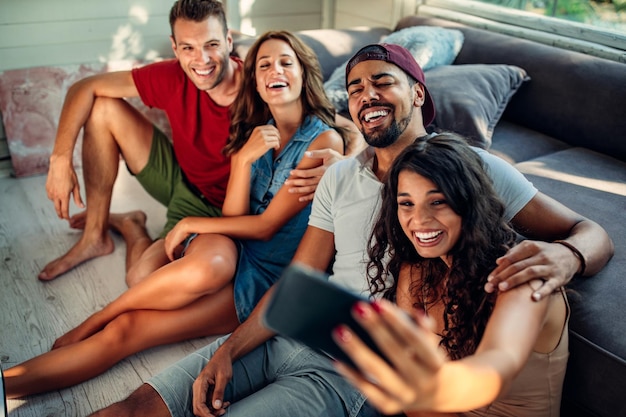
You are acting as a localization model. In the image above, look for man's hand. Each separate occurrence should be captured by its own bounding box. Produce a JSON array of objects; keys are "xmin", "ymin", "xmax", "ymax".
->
[
  {"xmin": 485, "ymin": 240, "xmax": 581, "ymax": 301},
  {"xmin": 285, "ymin": 149, "xmax": 345, "ymax": 202},
  {"xmin": 192, "ymin": 348, "xmax": 234, "ymax": 417},
  {"xmin": 46, "ymin": 155, "xmax": 84, "ymax": 220}
]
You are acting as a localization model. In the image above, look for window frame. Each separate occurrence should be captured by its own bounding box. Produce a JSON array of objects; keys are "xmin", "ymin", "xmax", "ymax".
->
[{"xmin": 419, "ymin": 0, "xmax": 626, "ymax": 63}]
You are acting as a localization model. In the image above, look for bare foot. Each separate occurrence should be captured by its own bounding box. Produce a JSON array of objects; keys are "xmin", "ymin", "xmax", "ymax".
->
[
  {"xmin": 108, "ymin": 211, "xmax": 148, "ymax": 237},
  {"xmin": 70, "ymin": 210, "xmax": 148, "ymax": 238},
  {"xmin": 68, "ymin": 211, "xmax": 87, "ymax": 229},
  {"xmin": 38, "ymin": 234, "xmax": 114, "ymax": 281}
]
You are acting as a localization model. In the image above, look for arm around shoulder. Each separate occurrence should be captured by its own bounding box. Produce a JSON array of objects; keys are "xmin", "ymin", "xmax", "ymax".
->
[{"xmin": 511, "ymin": 191, "xmax": 614, "ymax": 277}]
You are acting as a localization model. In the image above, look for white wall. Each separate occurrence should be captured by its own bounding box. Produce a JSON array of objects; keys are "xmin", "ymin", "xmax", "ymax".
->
[
  {"xmin": 333, "ymin": 0, "xmax": 418, "ymax": 29},
  {"xmin": 226, "ymin": 0, "xmax": 325, "ymax": 36},
  {"xmin": 0, "ymin": 0, "xmax": 332, "ymax": 72},
  {"xmin": 0, "ymin": 0, "xmax": 175, "ymax": 72},
  {"xmin": 0, "ymin": 0, "xmax": 421, "ymax": 72}
]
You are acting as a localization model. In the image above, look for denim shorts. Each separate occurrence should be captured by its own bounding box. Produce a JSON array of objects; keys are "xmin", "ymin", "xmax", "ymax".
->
[
  {"xmin": 180, "ymin": 234, "xmax": 280, "ymax": 325},
  {"xmin": 148, "ymin": 335, "xmax": 380, "ymax": 417},
  {"xmin": 132, "ymin": 126, "xmax": 221, "ymax": 238}
]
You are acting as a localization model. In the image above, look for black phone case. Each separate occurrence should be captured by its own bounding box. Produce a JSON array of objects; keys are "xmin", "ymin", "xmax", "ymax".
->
[{"xmin": 262, "ymin": 263, "xmax": 387, "ymax": 367}]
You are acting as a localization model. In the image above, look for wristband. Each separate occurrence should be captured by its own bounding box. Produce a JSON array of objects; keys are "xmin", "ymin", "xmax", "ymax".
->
[{"xmin": 553, "ymin": 240, "xmax": 586, "ymax": 276}]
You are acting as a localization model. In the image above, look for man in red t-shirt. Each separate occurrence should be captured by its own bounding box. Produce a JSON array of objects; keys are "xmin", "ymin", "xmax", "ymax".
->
[{"xmin": 40, "ymin": 0, "xmax": 359, "ymax": 283}]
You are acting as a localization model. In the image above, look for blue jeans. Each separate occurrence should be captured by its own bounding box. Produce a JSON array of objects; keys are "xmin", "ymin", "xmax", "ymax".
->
[{"xmin": 148, "ymin": 335, "xmax": 380, "ymax": 417}]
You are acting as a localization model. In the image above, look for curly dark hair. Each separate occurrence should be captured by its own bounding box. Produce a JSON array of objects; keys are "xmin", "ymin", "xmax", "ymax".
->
[
  {"xmin": 223, "ymin": 30, "xmax": 346, "ymax": 156},
  {"xmin": 367, "ymin": 133, "xmax": 517, "ymax": 360},
  {"xmin": 169, "ymin": 0, "xmax": 228, "ymax": 38}
]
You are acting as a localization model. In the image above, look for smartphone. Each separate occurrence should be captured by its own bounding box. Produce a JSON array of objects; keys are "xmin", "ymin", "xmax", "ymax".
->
[{"xmin": 262, "ymin": 263, "xmax": 387, "ymax": 367}]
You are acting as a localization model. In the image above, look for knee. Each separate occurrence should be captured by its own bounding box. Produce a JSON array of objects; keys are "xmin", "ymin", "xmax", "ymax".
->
[
  {"xmin": 126, "ymin": 266, "xmax": 144, "ymax": 287},
  {"xmin": 100, "ymin": 313, "xmax": 139, "ymax": 346},
  {"xmin": 85, "ymin": 97, "xmax": 121, "ymax": 131},
  {"xmin": 182, "ymin": 254, "xmax": 236, "ymax": 295},
  {"xmin": 126, "ymin": 261, "xmax": 156, "ymax": 287}
]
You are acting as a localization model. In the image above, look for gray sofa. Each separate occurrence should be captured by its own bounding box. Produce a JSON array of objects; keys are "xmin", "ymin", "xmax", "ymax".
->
[{"xmin": 233, "ymin": 15, "xmax": 626, "ymax": 417}]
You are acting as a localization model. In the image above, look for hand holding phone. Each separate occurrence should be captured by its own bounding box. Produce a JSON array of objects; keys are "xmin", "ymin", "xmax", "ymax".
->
[{"xmin": 262, "ymin": 263, "xmax": 388, "ymax": 367}]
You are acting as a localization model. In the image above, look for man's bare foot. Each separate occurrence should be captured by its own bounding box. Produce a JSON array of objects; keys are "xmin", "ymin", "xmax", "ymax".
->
[
  {"xmin": 109, "ymin": 211, "xmax": 148, "ymax": 237},
  {"xmin": 38, "ymin": 234, "xmax": 114, "ymax": 281},
  {"xmin": 68, "ymin": 211, "xmax": 88, "ymax": 229},
  {"xmin": 70, "ymin": 210, "xmax": 148, "ymax": 238}
]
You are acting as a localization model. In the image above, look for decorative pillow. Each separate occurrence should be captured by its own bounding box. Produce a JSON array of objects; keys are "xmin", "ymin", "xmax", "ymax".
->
[
  {"xmin": 425, "ymin": 64, "xmax": 530, "ymax": 149},
  {"xmin": 324, "ymin": 26, "xmax": 464, "ymax": 113},
  {"xmin": 0, "ymin": 62, "xmax": 172, "ymax": 177}
]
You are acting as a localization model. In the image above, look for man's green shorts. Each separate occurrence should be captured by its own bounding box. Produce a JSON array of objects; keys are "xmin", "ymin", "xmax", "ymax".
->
[{"xmin": 133, "ymin": 127, "xmax": 221, "ymax": 239}]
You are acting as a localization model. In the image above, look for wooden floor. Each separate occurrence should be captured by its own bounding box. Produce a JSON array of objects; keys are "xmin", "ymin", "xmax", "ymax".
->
[{"xmin": 0, "ymin": 164, "xmax": 221, "ymax": 416}]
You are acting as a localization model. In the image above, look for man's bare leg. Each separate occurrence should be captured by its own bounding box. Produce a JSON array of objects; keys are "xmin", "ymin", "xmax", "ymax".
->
[
  {"xmin": 39, "ymin": 98, "xmax": 154, "ymax": 281},
  {"xmin": 66, "ymin": 210, "xmax": 153, "ymax": 273},
  {"xmin": 89, "ymin": 383, "xmax": 171, "ymax": 417},
  {"xmin": 109, "ymin": 211, "xmax": 153, "ymax": 273}
]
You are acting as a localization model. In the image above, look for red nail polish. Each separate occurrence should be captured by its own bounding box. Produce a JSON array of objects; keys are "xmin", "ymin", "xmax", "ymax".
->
[
  {"xmin": 334, "ymin": 325, "xmax": 352, "ymax": 343},
  {"xmin": 371, "ymin": 300, "xmax": 384, "ymax": 313},
  {"xmin": 353, "ymin": 302, "xmax": 369, "ymax": 318}
]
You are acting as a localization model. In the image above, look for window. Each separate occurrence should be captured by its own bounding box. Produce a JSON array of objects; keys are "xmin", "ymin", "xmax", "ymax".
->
[
  {"xmin": 473, "ymin": 0, "xmax": 625, "ymax": 31},
  {"xmin": 420, "ymin": 0, "xmax": 626, "ymax": 62}
]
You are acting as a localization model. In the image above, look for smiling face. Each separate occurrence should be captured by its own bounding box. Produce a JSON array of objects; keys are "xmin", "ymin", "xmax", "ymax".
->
[
  {"xmin": 171, "ymin": 16, "xmax": 232, "ymax": 91},
  {"xmin": 254, "ymin": 38, "xmax": 303, "ymax": 108},
  {"xmin": 346, "ymin": 60, "xmax": 425, "ymax": 148},
  {"xmin": 396, "ymin": 170, "xmax": 461, "ymax": 266}
]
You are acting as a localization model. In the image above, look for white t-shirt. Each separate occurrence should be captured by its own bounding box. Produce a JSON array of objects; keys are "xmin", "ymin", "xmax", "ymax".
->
[{"xmin": 308, "ymin": 145, "xmax": 537, "ymax": 294}]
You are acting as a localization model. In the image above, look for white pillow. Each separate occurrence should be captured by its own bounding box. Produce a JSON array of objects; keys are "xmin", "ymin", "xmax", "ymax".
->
[{"xmin": 324, "ymin": 26, "xmax": 464, "ymax": 113}]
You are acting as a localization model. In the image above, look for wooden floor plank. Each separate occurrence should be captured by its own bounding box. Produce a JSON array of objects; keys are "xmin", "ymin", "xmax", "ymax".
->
[{"xmin": 1, "ymin": 164, "xmax": 221, "ymax": 416}]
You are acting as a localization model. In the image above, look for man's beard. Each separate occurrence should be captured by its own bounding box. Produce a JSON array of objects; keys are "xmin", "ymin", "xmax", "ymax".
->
[
  {"xmin": 362, "ymin": 106, "xmax": 414, "ymax": 148},
  {"xmin": 207, "ymin": 51, "xmax": 230, "ymax": 90}
]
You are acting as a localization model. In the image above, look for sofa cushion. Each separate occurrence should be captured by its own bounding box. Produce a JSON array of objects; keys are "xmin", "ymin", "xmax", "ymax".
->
[
  {"xmin": 323, "ymin": 26, "xmax": 463, "ymax": 113},
  {"xmin": 490, "ymin": 120, "xmax": 571, "ymax": 164},
  {"xmin": 426, "ymin": 64, "xmax": 529, "ymax": 148},
  {"xmin": 515, "ymin": 148, "xmax": 626, "ymax": 417}
]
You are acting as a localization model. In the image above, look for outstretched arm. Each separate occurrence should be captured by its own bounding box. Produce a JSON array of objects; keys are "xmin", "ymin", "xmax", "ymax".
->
[
  {"xmin": 334, "ymin": 281, "xmax": 554, "ymax": 415},
  {"xmin": 486, "ymin": 191, "xmax": 614, "ymax": 300}
]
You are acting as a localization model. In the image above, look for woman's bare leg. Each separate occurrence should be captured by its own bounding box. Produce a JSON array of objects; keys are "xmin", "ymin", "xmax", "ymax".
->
[
  {"xmin": 4, "ymin": 284, "xmax": 238, "ymax": 398},
  {"xmin": 54, "ymin": 234, "xmax": 237, "ymax": 348}
]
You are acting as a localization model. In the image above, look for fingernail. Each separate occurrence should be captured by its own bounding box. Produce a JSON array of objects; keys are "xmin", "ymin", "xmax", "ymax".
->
[
  {"xmin": 334, "ymin": 325, "xmax": 352, "ymax": 343},
  {"xmin": 498, "ymin": 282, "xmax": 509, "ymax": 290},
  {"xmin": 484, "ymin": 282, "xmax": 494, "ymax": 293},
  {"xmin": 353, "ymin": 302, "xmax": 370, "ymax": 318},
  {"xmin": 371, "ymin": 300, "xmax": 384, "ymax": 313},
  {"xmin": 532, "ymin": 292, "xmax": 541, "ymax": 301},
  {"xmin": 214, "ymin": 399, "xmax": 222, "ymax": 408},
  {"xmin": 487, "ymin": 275, "xmax": 494, "ymax": 282}
]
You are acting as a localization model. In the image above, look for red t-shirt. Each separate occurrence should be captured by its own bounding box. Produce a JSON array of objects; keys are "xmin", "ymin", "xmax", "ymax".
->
[{"xmin": 132, "ymin": 57, "xmax": 242, "ymax": 208}]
